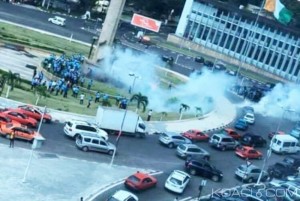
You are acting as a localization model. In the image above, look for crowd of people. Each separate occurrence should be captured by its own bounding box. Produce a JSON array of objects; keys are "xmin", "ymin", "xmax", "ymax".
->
[{"xmin": 35, "ymin": 53, "xmax": 128, "ymax": 108}]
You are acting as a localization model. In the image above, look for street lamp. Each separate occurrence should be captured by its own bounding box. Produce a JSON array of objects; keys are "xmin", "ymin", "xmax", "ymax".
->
[
  {"xmin": 198, "ymin": 179, "xmax": 207, "ymax": 200},
  {"xmin": 256, "ymin": 106, "xmax": 295, "ymax": 184},
  {"xmin": 128, "ymin": 73, "xmax": 140, "ymax": 94},
  {"xmin": 88, "ymin": 36, "xmax": 98, "ymax": 59},
  {"xmin": 22, "ymin": 106, "xmax": 46, "ymax": 183}
]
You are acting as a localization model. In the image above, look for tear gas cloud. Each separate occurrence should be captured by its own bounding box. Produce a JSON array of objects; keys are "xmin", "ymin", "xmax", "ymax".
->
[
  {"xmin": 254, "ymin": 83, "xmax": 300, "ymax": 120},
  {"xmin": 91, "ymin": 47, "xmax": 235, "ymax": 114}
]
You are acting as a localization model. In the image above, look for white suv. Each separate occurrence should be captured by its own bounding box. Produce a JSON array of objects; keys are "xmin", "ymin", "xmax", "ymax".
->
[
  {"xmin": 244, "ymin": 112, "xmax": 255, "ymax": 124},
  {"xmin": 48, "ymin": 16, "xmax": 66, "ymax": 26},
  {"xmin": 64, "ymin": 120, "xmax": 108, "ymax": 140}
]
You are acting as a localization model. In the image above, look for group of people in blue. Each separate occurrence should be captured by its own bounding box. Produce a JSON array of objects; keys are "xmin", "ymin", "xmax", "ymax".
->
[{"xmin": 38, "ymin": 53, "xmax": 128, "ymax": 109}]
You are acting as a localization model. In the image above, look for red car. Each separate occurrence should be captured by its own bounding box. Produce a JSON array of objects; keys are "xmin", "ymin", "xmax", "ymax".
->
[
  {"xmin": 0, "ymin": 109, "xmax": 37, "ymax": 128},
  {"xmin": 124, "ymin": 172, "xmax": 157, "ymax": 191},
  {"xmin": 181, "ymin": 129, "xmax": 209, "ymax": 141},
  {"xmin": 235, "ymin": 146, "xmax": 262, "ymax": 160},
  {"xmin": 0, "ymin": 124, "xmax": 43, "ymax": 142},
  {"xmin": 17, "ymin": 105, "xmax": 52, "ymax": 123},
  {"xmin": 0, "ymin": 113, "xmax": 22, "ymax": 127},
  {"xmin": 268, "ymin": 131, "xmax": 285, "ymax": 139},
  {"xmin": 223, "ymin": 128, "xmax": 242, "ymax": 140}
]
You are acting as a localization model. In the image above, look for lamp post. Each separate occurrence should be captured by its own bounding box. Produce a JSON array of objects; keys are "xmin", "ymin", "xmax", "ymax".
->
[
  {"xmin": 128, "ymin": 73, "xmax": 140, "ymax": 94},
  {"xmin": 198, "ymin": 179, "xmax": 207, "ymax": 200},
  {"xmin": 22, "ymin": 106, "xmax": 46, "ymax": 183},
  {"xmin": 88, "ymin": 36, "xmax": 98, "ymax": 59},
  {"xmin": 110, "ymin": 102, "xmax": 128, "ymax": 167},
  {"xmin": 256, "ymin": 106, "xmax": 295, "ymax": 184}
]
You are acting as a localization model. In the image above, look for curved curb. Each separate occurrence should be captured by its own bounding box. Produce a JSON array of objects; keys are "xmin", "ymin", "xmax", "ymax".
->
[{"xmin": 84, "ymin": 170, "xmax": 163, "ymax": 201}]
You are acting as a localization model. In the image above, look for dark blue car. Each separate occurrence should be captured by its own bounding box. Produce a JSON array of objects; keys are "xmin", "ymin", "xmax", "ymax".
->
[{"xmin": 234, "ymin": 119, "xmax": 248, "ymax": 131}]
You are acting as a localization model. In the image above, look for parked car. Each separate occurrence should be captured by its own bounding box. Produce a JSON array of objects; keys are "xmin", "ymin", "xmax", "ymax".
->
[
  {"xmin": 235, "ymin": 164, "xmax": 268, "ymax": 183},
  {"xmin": 279, "ymin": 181, "xmax": 300, "ymax": 201},
  {"xmin": 214, "ymin": 63, "xmax": 226, "ymax": 71},
  {"xmin": 48, "ymin": 16, "xmax": 66, "ymax": 26},
  {"xmin": 0, "ymin": 109, "xmax": 37, "ymax": 128},
  {"xmin": 234, "ymin": 119, "xmax": 248, "ymax": 131},
  {"xmin": 161, "ymin": 55, "xmax": 174, "ymax": 64},
  {"xmin": 75, "ymin": 133, "xmax": 115, "ymax": 155},
  {"xmin": 17, "ymin": 105, "xmax": 52, "ymax": 123},
  {"xmin": 235, "ymin": 146, "xmax": 263, "ymax": 160},
  {"xmin": 64, "ymin": 120, "xmax": 108, "ymax": 140},
  {"xmin": 181, "ymin": 129, "xmax": 209, "ymax": 141},
  {"xmin": 0, "ymin": 124, "xmax": 44, "ymax": 142},
  {"xmin": 107, "ymin": 190, "xmax": 138, "ymax": 201},
  {"xmin": 204, "ymin": 60, "xmax": 214, "ymax": 67},
  {"xmin": 222, "ymin": 128, "xmax": 242, "ymax": 140},
  {"xmin": 0, "ymin": 113, "xmax": 22, "ymax": 127},
  {"xmin": 176, "ymin": 144, "xmax": 210, "ymax": 160},
  {"xmin": 243, "ymin": 112, "xmax": 255, "ymax": 124},
  {"xmin": 268, "ymin": 156, "xmax": 300, "ymax": 179},
  {"xmin": 268, "ymin": 131, "xmax": 285, "ymax": 139},
  {"xmin": 185, "ymin": 158, "xmax": 223, "ymax": 182},
  {"xmin": 234, "ymin": 186, "xmax": 279, "ymax": 201},
  {"xmin": 209, "ymin": 134, "xmax": 239, "ymax": 151},
  {"xmin": 124, "ymin": 172, "xmax": 157, "ymax": 191},
  {"xmin": 159, "ymin": 132, "xmax": 192, "ymax": 148},
  {"xmin": 240, "ymin": 133, "xmax": 267, "ymax": 147},
  {"xmin": 164, "ymin": 170, "xmax": 190, "ymax": 194},
  {"xmin": 194, "ymin": 56, "xmax": 205, "ymax": 63},
  {"xmin": 271, "ymin": 134, "xmax": 300, "ymax": 154}
]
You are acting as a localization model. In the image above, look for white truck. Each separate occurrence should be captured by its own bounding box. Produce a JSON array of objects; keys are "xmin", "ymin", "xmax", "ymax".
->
[{"xmin": 95, "ymin": 106, "xmax": 147, "ymax": 138}]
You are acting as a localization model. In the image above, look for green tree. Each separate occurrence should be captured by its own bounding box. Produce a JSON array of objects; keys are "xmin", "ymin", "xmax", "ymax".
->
[
  {"xmin": 34, "ymin": 85, "xmax": 48, "ymax": 105},
  {"xmin": 130, "ymin": 92, "xmax": 149, "ymax": 113},
  {"xmin": 160, "ymin": 111, "xmax": 167, "ymax": 121},
  {"xmin": 4, "ymin": 70, "xmax": 21, "ymax": 91},
  {"xmin": 102, "ymin": 99, "xmax": 112, "ymax": 107},
  {"xmin": 0, "ymin": 75, "xmax": 6, "ymax": 96},
  {"xmin": 179, "ymin": 103, "xmax": 190, "ymax": 120}
]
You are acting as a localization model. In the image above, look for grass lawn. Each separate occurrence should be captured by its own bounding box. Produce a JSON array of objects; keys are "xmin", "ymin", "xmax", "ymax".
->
[{"xmin": 0, "ymin": 22, "xmax": 90, "ymax": 56}]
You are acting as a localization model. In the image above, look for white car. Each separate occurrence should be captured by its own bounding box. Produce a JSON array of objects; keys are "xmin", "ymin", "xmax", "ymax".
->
[
  {"xmin": 165, "ymin": 170, "xmax": 190, "ymax": 194},
  {"xmin": 243, "ymin": 112, "xmax": 255, "ymax": 124},
  {"xmin": 107, "ymin": 190, "xmax": 138, "ymax": 201},
  {"xmin": 48, "ymin": 16, "xmax": 66, "ymax": 26},
  {"xmin": 64, "ymin": 120, "xmax": 108, "ymax": 140}
]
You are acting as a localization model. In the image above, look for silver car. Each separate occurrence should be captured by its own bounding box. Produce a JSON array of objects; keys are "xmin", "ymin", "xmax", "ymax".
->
[
  {"xmin": 235, "ymin": 164, "xmax": 268, "ymax": 183},
  {"xmin": 176, "ymin": 144, "xmax": 210, "ymax": 160},
  {"xmin": 76, "ymin": 133, "xmax": 115, "ymax": 155},
  {"xmin": 209, "ymin": 134, "xmax": 239, "ymax": 151},
  {"xmin": 159, "ymin": 132, "xmax": 192, "ymax": 148}
]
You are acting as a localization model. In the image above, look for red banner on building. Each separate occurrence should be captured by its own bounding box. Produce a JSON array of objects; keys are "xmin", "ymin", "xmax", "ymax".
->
[{"xmin": 131, "ymin": 14, "xmax": 161, "ymax": 32}]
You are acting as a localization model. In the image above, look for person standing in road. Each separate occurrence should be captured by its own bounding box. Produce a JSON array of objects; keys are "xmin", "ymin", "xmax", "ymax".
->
[{"xmin": 9, "ymin": 130, "xmax": 15, "ymax": 148}]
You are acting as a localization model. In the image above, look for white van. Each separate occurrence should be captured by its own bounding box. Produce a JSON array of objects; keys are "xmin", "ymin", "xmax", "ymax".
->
[{"xmin": 271, "ymin": 135, "xmax": 300, "ymax": 154}]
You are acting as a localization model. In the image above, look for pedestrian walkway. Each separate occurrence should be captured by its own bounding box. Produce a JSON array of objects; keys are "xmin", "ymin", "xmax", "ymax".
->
[{"xmin": 0, "ymin": 143, "xmax": 154, "ymax": 201}]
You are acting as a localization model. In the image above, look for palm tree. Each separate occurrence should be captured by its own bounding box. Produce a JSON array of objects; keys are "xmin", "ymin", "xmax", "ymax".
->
[
  {"xmin": 4, "ymin": 70, "xmax": 20, "ymax": 91},
  {"xmin": 160, "ymin": 111, "xmax": 167, "ymax": 121},
  {"xmin": 179, "ymin": 103, "xmax": 190, "ymax": 120},
  {"xmin": 34, "ymin": 85, "xmax": 48, "ymax": 105},
  {"xmin": 195, "ymin": 107, "xmax": 203, "ymax": 118},
  {"xmin": 130, "ymin": 92, "xmax": 149, "ymax": 113}
]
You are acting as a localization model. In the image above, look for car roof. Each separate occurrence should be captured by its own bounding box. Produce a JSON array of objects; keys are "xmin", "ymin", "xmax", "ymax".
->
[
  {"xmin": 239, "ymin": 164, "xmax": 259, "ymax": 170},
  {"xmin": 132, "ymin": 172, "xmax": 150, "ymax": 180},
  {"xmin": 241, "ymin": 146, "xmax": 255, "ymax": 150},
  {"xmin": 112, "ymin": 190, "xmax": 137, "ymax": 200},
  {"xmin": 273, "ymin": 134, "xmax": 297, "ymax": 141},
  {"xmin": 181, "ymin": 144, "xmax": 200, "ymax": 148},
  {"xmin": 54, "ymin": 16, "xmax": 66, "ymax": 20},
  {"xmin": 164, "ymin": 132, "xmax": 180, "ymax": 136},
  {"xmin": 69, "ymin": 120, "xmax": 94, "ymax": 126},
  {"xmin": 245, "ymin": 113, "xmax": 254, "ymax": 116},
  {"xmin": 171, "ymin": 170, "xmax": 189, "ymax": 181},
  {"xmin": 213, "ymin": 133, "xmax": 232, "ymax": 138}
]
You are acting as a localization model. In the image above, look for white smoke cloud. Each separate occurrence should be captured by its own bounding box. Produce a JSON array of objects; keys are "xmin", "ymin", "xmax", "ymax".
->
[
  {"xmin": 91, "ymin": 47, "xmax": 236, "ymax": 114},
  {"xmin": 254, "ymin": 83, "xmax": 300, "ymax": 121}
]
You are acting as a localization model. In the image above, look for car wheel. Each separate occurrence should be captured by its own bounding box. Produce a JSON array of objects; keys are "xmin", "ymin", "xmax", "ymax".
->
[
  {"xmin": 211, "ymin": 175, "xmax": 220, "ymax": 182},
  {"xmin": 247, "ymin": 177, "xmax": 254, "ymax": 183},
  {"xmin": 189, "ymin": 169, "xmax": 197, "ymax": 175},
  {"xmin": 82, "ymin": 146, "xmax": 89, "ymax": 152},
  {"xmin": 168, "ymin": 143, "xmax": 174, "ymax": 148},
  {"xmin": 108, "ymin": 150, "xmax": 114, "ymax": 155}
]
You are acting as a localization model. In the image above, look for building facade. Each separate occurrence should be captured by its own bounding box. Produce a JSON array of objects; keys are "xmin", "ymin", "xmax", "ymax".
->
[{"xmin": 175, "ymin": 0, "xmax": 300, "ymax": 83}]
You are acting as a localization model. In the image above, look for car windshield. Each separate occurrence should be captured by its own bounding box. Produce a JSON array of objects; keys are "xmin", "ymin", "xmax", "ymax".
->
[
  {"xmin": 283, "ymin": 157, "xmax": 295, "ymax": 165},
  {"xmin": 245, "ymin": 114, "xmax": 253, "ymax": 118},
  {"xmin": 169, "ymin": 177, "xmax": 182, "ymax": 185},
  {"xmin": 127, "ymin": 175, "xmax": 140, "ymax": 184}
]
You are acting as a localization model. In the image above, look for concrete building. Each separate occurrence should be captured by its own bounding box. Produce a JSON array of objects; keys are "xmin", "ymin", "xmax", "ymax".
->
[{"xmin": 171, "ymin": 0, "xmax": 300, "ymax": 83}]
